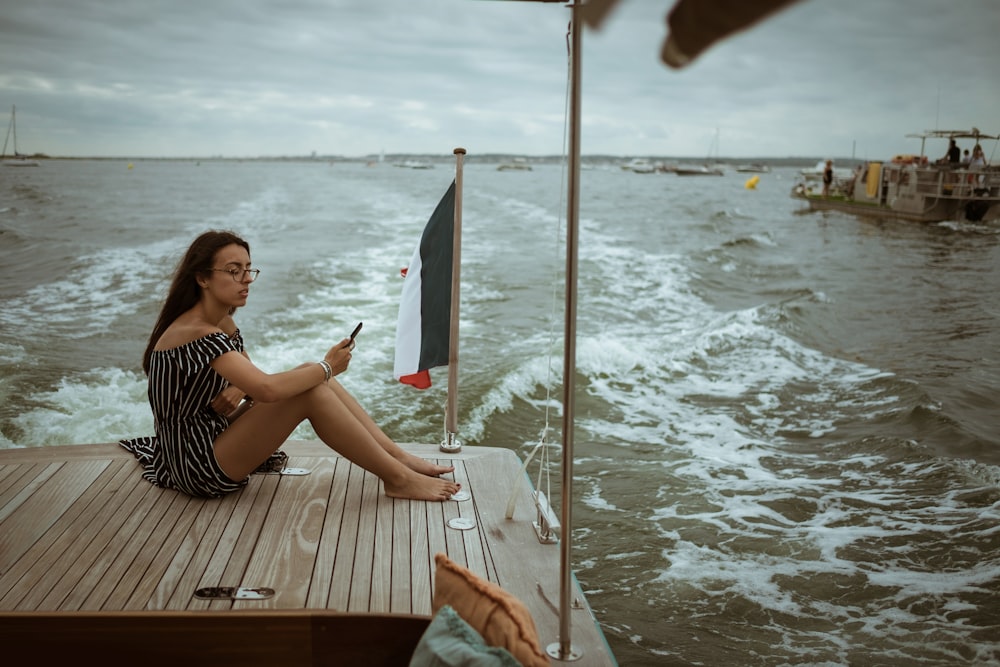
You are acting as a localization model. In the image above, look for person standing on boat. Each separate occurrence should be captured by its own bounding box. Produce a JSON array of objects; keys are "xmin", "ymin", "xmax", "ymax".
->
[
  {"xmin": 969, "ymin": 144, "xmax": 987, "ymax": 169},
  {"xmin": 822, "ymin": 159, "xmax": 834, "ymax": 197},
  {"xmin": 939, "ymin": 138, "xmax": 961, "ymax": 165},
  {"xmin": 968, "ymin": 144, "xmax": 988, "ymax": 191},
  {"xmin": 119, "ymin": 230, "xmax": 460, "ymax": 501}
]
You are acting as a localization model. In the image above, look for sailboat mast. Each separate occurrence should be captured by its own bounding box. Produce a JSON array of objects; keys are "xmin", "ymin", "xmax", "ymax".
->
[
  {"xmin": 551, "ymin": 3, "xmax": 582, "ymax": 661},
  {"xmin": 2, "ymin": 106, "xmax": 14, "ymax": 157}
]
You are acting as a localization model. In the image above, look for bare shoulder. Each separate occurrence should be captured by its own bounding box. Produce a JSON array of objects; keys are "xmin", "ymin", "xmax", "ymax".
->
[{"xmin": 153, "ymin": 321, "xmax": 225, "ymax": 352}]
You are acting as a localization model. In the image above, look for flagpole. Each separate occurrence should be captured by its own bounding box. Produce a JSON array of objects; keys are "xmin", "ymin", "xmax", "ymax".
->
[
  {"xmin": 549, "ymin": 4, "xmax": 582, "ymax": 662},
  {"xmin": 442, "ymin": 147, "xmax": 466, "ymax": 453}
]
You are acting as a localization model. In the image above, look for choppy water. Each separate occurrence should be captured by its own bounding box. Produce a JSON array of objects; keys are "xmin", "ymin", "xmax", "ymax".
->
[{"xmin": 2, "ymin": 159, "xmax": 999, "ymax": 666}]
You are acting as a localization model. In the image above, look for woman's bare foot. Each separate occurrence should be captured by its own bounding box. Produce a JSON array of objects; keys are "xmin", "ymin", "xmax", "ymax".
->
[
  {"xmin": 384, "ymin": 472, "xmax": 461, "ymax": 501},
  {"xmin": 397, "ymin": 451, "xmax": 455, "ymax": 477}
]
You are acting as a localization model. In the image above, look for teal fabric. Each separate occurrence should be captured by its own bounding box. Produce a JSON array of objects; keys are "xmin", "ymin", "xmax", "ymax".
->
[{"xmin": 409, "ymin": 605, "xmax": 523, "ymax": 667}]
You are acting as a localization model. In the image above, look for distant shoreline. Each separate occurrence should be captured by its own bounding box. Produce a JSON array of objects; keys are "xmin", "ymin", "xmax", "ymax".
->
[{"xmin": 16, "ymin": 154, "xmax": 852, "ymax": 168}]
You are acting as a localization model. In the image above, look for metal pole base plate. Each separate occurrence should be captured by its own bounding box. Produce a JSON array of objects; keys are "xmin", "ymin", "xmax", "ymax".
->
[{"xmin": 546, "ymin": 642, "xmax": 583, "ymax": 661}]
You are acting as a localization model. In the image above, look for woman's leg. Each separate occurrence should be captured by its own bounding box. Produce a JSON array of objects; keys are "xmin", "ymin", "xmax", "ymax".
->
[
  {"xmin": 213, "ymin": 385, "xmax": 460, "ymax": 501},
  {"xmin": 325, "ymin": 378, "xmax": 454, "ymax": 477}
]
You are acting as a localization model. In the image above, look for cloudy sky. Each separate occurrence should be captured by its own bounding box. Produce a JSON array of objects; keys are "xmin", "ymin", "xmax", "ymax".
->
[{"xmin": 2, "ymin": 0, "xmax": 998, "ymax": 159}]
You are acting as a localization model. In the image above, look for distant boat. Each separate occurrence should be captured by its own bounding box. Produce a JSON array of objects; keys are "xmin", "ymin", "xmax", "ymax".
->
[
  {"xmin": 736, "ymin": 163, "xmax": 770, "ymax": 173},
  {"xmin": 676, "ymin": 128, "xmax": 725, "ymax": 175},
  {"xmin": 394, "ymin": 159, "xmax": 434, "ymax": 169},
  {"xmin": 2, "ymin": 105, "xmax": 40, "ymax": 167},
  {"xmin": 497, "ymin": 157, "xmax": 533, "ymax": 171},
  {"xmin": 621, "ymin": 158, "xmax": 658, "ymax": 174},
  {"xmin": 791, "ymin": 128, "xmax": 1000, "ymax": 223},
  {"xmin": 675, "ymin": 164, "xmax": 724, "ymax": 176}
]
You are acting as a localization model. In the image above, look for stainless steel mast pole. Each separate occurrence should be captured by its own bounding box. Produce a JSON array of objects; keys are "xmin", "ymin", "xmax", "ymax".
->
[{"xmin": 549, "ymin": 3, "xmax": 582, "ymax": 662}]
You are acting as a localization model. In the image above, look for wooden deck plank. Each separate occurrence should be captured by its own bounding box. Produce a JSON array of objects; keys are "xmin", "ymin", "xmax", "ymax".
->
[
  {"xmin": 305, "ymin": 457, "xmax": 348, "ymax": 609},
  {"xmin": 139, "ymin": 495, "xmax": 228, "ymax": 610},
  {"xmin": 0, "ymin": 461, "xmax": 20, "ymax": 495},
  {"xmin": 0, "ymin": 461, "xmax": 100, "ymax": 601},
  {"xmin": 232, "ymin": 458, "xmax": 335, "ymax": 610},
  {"xmin": 0, "ymin": 460, "xmax": 135, "ymax": 609},
  {"xmin": 0, "ymin": 460, "xmax": 105, "ymax": 572},
  {"xmin": 118, "ymin": 494, "xmax": 206, "ymax": 610},
  {"xmin": 162, "ymin": 490, "xmax": 242, "ymax": 610},
  {"xmin": 388, "ymin": 498, "xmax": 410, "ymax": 613},
  {"xmin": 441, "ymin": 463, "xmax": 469, "ymax": 570},
  {"xmin": 371, "ymin": 490, "xmax": 394, "ymax": 612},
  {"xmin": 207, "ymin": 474, "xmax": 280, "ymax": 610},
  {"xmin": 327, "ymin": 462, "xmax": 365, "ymax": 611},
  {"xmin": 424, "ymin": 483, "xmax": 450, "ymax": 581},
  {"xmin": 188, "ymin": 475, "xmax": 272, "ymax": 611},
  {"xmin": 346, "ymin": 471, "xmax": 380, "ymax": 612},
  {"xmin": 0, "ymin": 443, "xmax": 136, "ymax": 463},
  {"xmin": 443, "ymin": 457, "xmax": 497, "ymax": 582},
  {"xmin": 452, "ymin": 456, "xmax": 492, "ymax": 582},
  {"xmin": 409, "ymin": 497, "xmax": 433, "ymax": 615},
  {"xmin": 36, "ymin": 474, "xmax": 154, "ymax": 611},
  {"xmin": 86, "ymin": 491, "xmax": 193, "ymax": 610},
  {"xmin": 0, "ymin": 462, "xmax": 49, "ymax": 513},
  {"xmin": 70, "ymin": 486, "xmax": 181, "ymax": 610}
]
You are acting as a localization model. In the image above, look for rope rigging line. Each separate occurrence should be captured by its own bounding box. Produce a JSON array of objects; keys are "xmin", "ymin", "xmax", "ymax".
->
[{"xmin": 504, "ymin": 18, "xmax": 574, "ymax": 525}]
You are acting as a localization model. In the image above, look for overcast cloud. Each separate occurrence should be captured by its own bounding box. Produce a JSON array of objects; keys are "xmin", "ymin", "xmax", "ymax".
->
[{"xmin": 2, "ymin": 0, "xmax": 998, "ymax": 159}]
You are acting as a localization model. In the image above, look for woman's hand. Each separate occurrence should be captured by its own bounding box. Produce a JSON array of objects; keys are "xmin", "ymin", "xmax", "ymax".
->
[
  {"xmin": 211, "ymin": 385, "xmax": 247, "ymax": 416},
  {"xmin": 323, "ymin": 338, "xmax": 353, "ymax": 377}
]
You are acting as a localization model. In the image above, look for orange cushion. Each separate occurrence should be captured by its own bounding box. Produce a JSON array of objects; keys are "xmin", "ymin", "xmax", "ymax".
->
[{"xmin": 432, "ymin": 553, "xmax": 550, "ymax": 667}]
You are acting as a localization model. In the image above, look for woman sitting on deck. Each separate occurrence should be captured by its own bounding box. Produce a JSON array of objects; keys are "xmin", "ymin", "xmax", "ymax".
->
[{"xmin": 120, "ymin": 230, "xmax": 459, "ymax": 501}]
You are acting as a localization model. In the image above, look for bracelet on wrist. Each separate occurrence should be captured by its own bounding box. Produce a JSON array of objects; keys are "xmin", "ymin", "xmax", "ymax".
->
[{"xmin": 318, "ymin": 360, "xmax": 332, "ymax": 382}]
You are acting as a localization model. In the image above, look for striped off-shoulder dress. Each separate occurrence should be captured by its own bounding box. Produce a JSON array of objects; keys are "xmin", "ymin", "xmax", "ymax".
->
[{"xmin": 119, "ymin": 330, "xmax": 247, "ymax": 498}]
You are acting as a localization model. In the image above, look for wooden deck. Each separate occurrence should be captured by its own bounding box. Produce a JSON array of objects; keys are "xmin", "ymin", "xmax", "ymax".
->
[{"xmin": 0, "ymin": 441, "xmax": 615, "ymax": 665}]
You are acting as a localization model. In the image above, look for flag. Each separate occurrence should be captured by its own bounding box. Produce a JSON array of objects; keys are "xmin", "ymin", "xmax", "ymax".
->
[{"xmin": 394, "ymin": 181, "xmax": 456, "ymax": 389}]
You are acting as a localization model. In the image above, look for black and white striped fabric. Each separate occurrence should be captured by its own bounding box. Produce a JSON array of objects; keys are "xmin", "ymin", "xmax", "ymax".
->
[{"xmin": 120, "ymin": 330, "xmax": 247, "ymax": 498}]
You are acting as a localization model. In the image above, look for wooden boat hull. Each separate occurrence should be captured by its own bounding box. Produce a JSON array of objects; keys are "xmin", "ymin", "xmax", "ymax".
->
[
  {"xmin": 791, "ymin": 190, "xmax": 970, "ymax": 223},
  {"xmin": 791, "ymin": 161, "xmax": 1000, "ymax": 223},
  {"xmin": 1, "ymin": 610, "xmax": 430, "ymax": 666}
]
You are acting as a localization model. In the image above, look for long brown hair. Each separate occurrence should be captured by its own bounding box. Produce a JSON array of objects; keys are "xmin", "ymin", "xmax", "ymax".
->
[{"xmin": 142, "ymin": 230, "xmax": 250, "ymax": 373}]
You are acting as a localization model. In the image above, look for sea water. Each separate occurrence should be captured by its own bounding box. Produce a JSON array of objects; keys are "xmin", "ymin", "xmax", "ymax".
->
[{"xmin": 1, "ymin": 159, "xmax": 998, "ymax": 665}]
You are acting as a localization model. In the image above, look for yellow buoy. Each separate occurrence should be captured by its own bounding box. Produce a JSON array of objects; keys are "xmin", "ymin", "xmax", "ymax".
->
[
  {"xmin": 127, "ymin": 163, "xmax": 134, "ymax": 169},
  {"xmin": 744, "ymin": 175, "xmax": 760, "ymax": 189}
]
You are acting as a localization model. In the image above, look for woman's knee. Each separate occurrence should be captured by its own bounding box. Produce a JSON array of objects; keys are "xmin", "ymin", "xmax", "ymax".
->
[{"xmin": 299, "ymin": 383, "xmax": 339, "ymax": 410}]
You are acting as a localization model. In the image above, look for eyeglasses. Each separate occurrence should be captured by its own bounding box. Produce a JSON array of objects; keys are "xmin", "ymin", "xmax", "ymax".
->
[{"xmin": 210, "ymin": 267, "xmax": 260, "ymax": 282}]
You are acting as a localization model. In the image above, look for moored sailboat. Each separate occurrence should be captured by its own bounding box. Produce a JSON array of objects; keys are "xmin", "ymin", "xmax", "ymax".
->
[
  {"xmin": 736, "ymin": 162, "xmax": 770, "ymax": 173},
  {"xmin": 674, "ymin": 163, "xmax": 724, "ymax": 176},
  {"xmin": 2, "ymin": 105, "xmax": 40, "ymax": 167},
  {"xmin": 675, "ymin": 127, "xmax": 724, "ymax": 175}
]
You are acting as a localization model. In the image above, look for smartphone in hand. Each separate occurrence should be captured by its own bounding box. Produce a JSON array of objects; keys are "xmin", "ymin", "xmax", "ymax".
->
[{"xmin": 347, "ymin": 322, "xmax": 362, "ymax": 347}]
